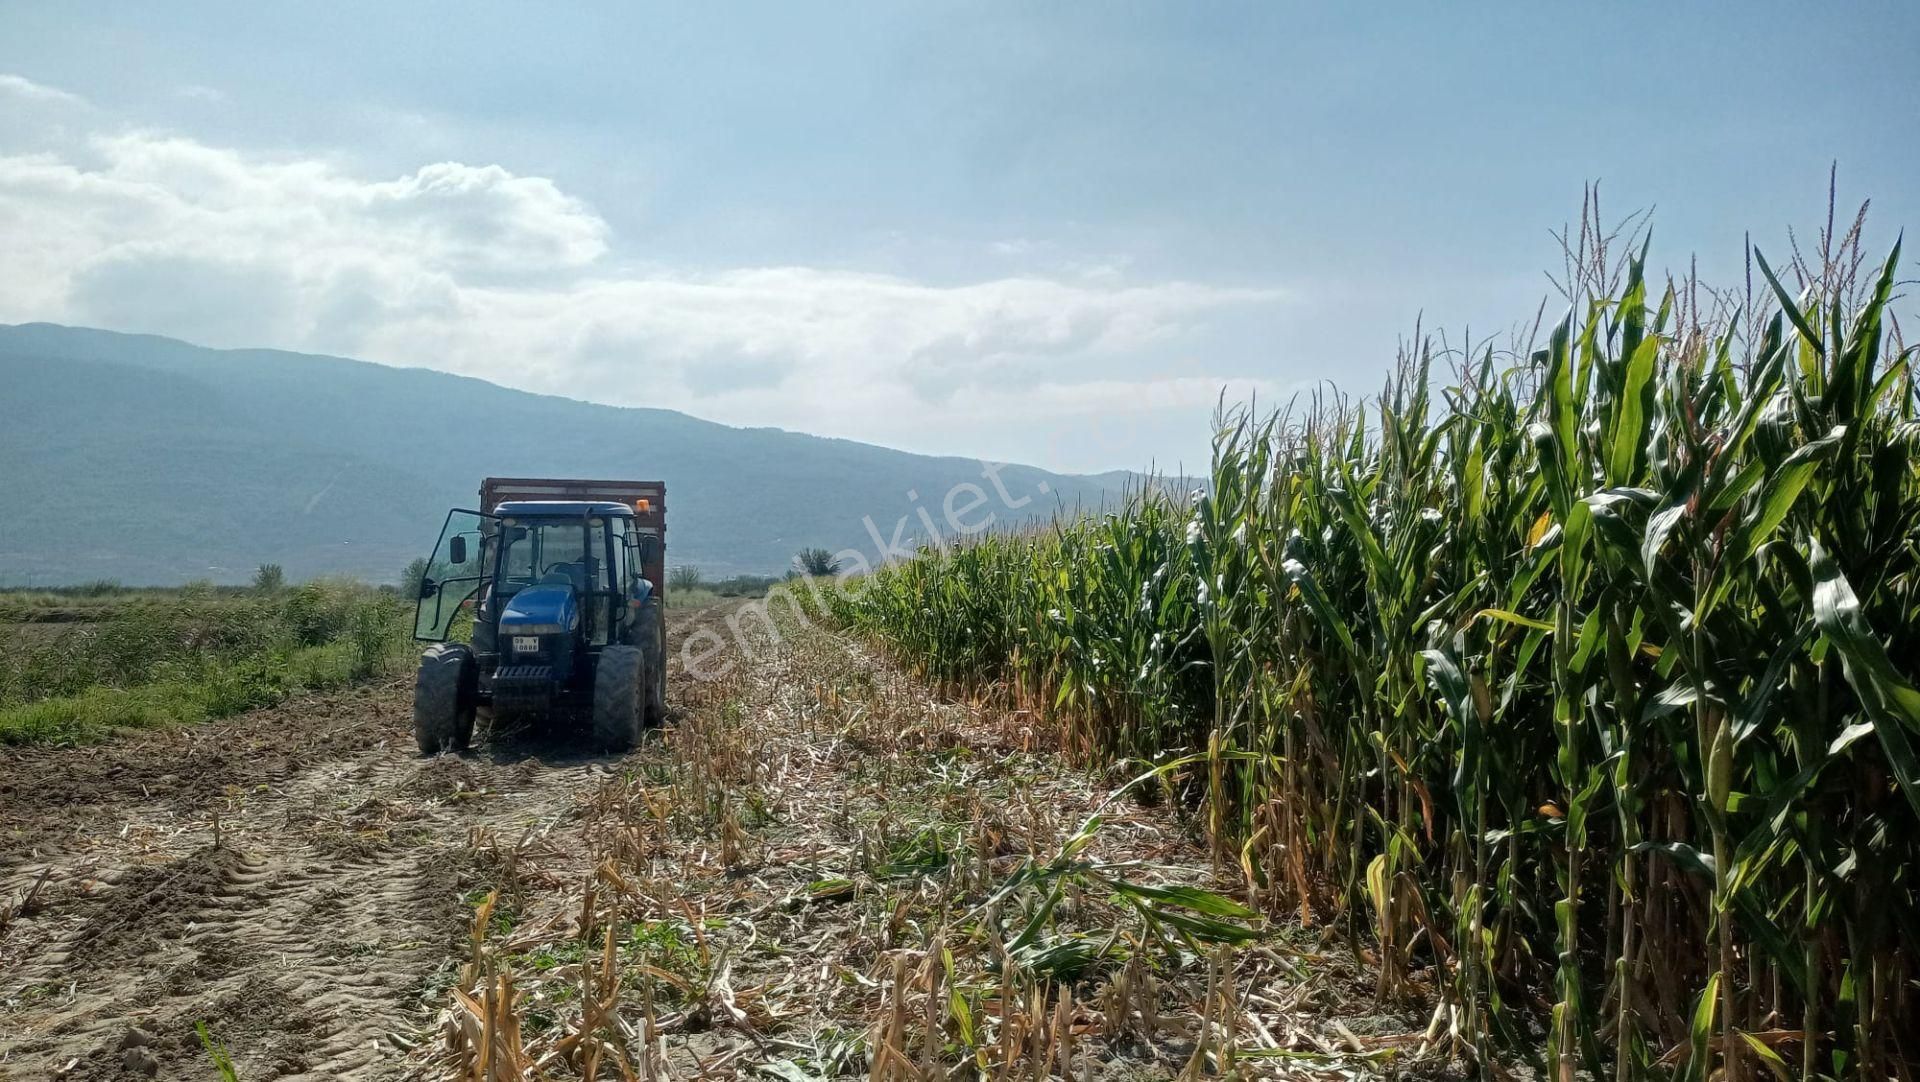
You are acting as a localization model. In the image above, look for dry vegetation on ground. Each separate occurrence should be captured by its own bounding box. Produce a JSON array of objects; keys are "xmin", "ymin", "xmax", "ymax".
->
[{"xmin": 413, "ymin": 609, "xmax": 1448, "ymax": 1081}]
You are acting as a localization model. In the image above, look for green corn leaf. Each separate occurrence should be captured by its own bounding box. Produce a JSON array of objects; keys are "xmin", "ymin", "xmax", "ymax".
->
[
  {"xmin": 1738, "ymin": 1031, "xmax": 1793, "ymax": 1082},
  {"xmin": 1809, "ymin": 539, "xmax": 1920, "ymax": 819},
  {"xmin": 1731, "ymin": 624, "xmax": 1811, "ymax": 743},
  {"xmin": 1753, "ymin": 248, "xmax": 1823, "ymax": 357},
  {"xmin": 1545, "ymin": 314, "xmax": 1578, "ymax": 465},
  {"xmin": 1148, "ymin": 907, "xmax": 1264, "ymax": 945},
  {"xmin": 1830, "ymin": 237, "xmax": 1902, "ymax": 426},
  {"xmin": 1476, "ymin": 608, "xmax": 1556, "ymax": 634},
  {"xmin": 1110, "ymin": 880, "xmax": 1260, "ymax": 919},
  {"xmin": 1608, "ymin": 335, "xmax": 1660, "ymax": 485},
  {"xmin": 1723, "ymin": 427, "xmax": 1843, "ymax": 571},
  {"xmin": 1282, "ymin": 557, "xmax": 1362, "ymax": 663},
  {"xmin": 1684, "ymin": 972, "xmax": 1721, "ymax": 1082}
]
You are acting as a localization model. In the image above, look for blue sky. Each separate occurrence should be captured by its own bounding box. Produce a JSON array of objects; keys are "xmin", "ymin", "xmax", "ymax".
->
[{"xmin": 2, "ymin": 2, "xmax": 1915, "ymax": 472}]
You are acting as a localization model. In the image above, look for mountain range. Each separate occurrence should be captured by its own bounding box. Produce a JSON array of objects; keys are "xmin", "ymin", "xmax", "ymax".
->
[{"xmin": 0, "ymin": 324, "xmax": 1134, "ymax": 585}]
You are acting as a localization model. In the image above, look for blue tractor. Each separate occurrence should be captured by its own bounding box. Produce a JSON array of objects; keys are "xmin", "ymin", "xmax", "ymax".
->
[{"xmin": 411, "ymin": 477, "xmax": 668, "ymax": 753}]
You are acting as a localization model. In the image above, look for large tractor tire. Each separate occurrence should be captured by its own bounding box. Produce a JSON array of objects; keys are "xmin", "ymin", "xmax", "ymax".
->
[
  {"xmin": 647, "ymin": 653, "xmax": 668, "ymax": 725},
  {"xmin": 593, "ymin": 645, "xmax": 646, "ymax": 752},
  {"xmin": 641, "ymin": 607, "xmax": 667, "ymax": 726},
  {"xmin": 414, "ymin": 643, "xmax": 476, "ymax": 755}
]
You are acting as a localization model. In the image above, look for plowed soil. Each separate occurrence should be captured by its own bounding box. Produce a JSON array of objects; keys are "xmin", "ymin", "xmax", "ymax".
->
[{"xmin": 0, "ymin": 609, "xmax": 730, "ymax": 1081}]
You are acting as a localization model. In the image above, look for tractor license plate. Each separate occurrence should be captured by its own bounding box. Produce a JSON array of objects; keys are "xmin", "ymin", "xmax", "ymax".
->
[{"xmin": 512, "ymin": 636, "xmax": 541, "ymax": 654}]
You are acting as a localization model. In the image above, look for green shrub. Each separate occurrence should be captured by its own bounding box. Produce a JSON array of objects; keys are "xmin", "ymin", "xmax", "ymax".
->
[
  {"xmin": 284, "ymin": 582, "xmax": 342, "ymax": 646},
  {"xmin": 347, "ymin": 595, "xmax": 406, "ymax": 679},
  {"xmin": 400, "ymin": 556, "xmax": 429, "ymax": 598}
]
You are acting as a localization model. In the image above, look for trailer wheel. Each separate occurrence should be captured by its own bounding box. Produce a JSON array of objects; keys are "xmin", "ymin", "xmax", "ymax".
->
[
  {"xmin": 414, "ymin": 643, "xmax": 476, "ymax": 755},
  {"xmin": 593, "ymin": 645, "xmax": 646, "ymax": 752}
]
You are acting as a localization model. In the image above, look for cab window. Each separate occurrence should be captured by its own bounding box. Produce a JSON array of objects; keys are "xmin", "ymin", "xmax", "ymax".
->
[
  {"xmin": 587, "ymin": 518, "xmax": 611, "ymax": 591},
  {"xmin": 496, "ymin": 519, "xmax": 590, "ymax": 597},
  {"xmin": 607, "ymin": 516, "xmax": 631, "ymax": 585}
]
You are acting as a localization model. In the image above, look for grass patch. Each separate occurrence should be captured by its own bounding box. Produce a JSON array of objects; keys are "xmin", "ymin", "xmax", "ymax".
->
[
  {"xmin": 0, "ymin": 636, "xmax": 407, "ymax": 745},
  {"xmin": 0, "ymin": 583, "xmax": 411, "ymax": 745},
  {"xmin": 667, "ymin": 585, "xmax": 722, "ymax": 608}
]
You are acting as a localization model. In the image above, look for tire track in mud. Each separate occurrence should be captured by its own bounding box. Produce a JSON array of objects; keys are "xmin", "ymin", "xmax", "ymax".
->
[{"xmin": 0, "ymin": 607, "xmax": 734, "ymax": 1081}]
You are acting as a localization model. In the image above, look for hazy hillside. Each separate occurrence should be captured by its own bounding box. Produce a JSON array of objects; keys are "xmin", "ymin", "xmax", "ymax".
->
[{"xmin": 0, "ymin": 324, "xmax": 1131, "ymax": 585}]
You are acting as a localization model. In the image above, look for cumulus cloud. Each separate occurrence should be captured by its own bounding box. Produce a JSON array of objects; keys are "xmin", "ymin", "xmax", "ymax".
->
[{"xmin": 0, "ymin": 85, "xmax": 1286, "ymax": 470}]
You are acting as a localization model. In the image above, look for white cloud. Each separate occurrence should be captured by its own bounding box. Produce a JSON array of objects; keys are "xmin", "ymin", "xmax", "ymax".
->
[
  {"xmin": 0, "ymin": 74, "xmax": 86, "ymax": 107},
  {"xmin": 0, "ymin": 95, "xmax": 1286, "ymax": 470}
]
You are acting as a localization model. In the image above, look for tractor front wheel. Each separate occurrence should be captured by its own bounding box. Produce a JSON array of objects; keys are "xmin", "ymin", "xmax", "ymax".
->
[
  {"xmin": 414, "ymin": 643, "xmax": 476, "ymax": 755},
  {"xmin": 593, "ymin": 645, "xmax": 646, "ymax": 752}
]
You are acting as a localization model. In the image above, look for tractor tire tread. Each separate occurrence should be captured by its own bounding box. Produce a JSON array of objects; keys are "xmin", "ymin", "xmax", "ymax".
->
[
  {"xmin": 593, "ymin": 644, "xmax": 646, "ymax": 752},
  {"xmin": 414, "ymin": 642, "xmax": 475, "ymax": 755},
  {"xmin": 642, "ymin": 607, "xmax": 667, "ymax": 725}
]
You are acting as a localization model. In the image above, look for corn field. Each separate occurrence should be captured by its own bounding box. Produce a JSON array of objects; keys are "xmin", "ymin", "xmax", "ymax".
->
[{"xmin": 821, "ymin": 228, "xmax": 1919, "ymax": 1079}]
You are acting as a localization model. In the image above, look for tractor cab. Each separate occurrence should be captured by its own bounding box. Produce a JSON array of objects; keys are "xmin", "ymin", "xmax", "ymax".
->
[{"xmin": 409, "ymin": 484, "xmax": 667, "ymax": 755}]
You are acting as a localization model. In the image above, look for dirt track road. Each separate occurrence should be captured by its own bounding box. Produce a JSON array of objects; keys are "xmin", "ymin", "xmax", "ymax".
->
[
  {"xmin": 0, "ymin": 609, "xmax": 725, "ymax": 1081},
  {"xmin": 4, "ymin": 604, "xmax": 1405, "ymax": 1081}
]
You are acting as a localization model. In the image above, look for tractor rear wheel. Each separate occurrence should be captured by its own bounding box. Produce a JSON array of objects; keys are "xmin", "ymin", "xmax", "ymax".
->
[
  {"xmin": 414, "ymin": 643, "xmax": 476, "ymax": 755},
  {"xmin": 641, "ymin": 608, "xmax": 667, "ymax": 726},
  {"xmin": 646, "ymin": 655, "xmax": 667, "ymax": 725},
  {"xmin": 593, "ymin": 645, "xmax": 646, "ymax": 752}
]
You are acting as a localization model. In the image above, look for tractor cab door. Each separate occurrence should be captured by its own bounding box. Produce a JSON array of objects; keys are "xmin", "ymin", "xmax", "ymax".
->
[{"xmin": 414, "ymin": 509, "xmax": 497, "ymax": 642}]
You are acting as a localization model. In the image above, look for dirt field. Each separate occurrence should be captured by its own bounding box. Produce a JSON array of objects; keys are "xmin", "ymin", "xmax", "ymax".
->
[
  {"xmin": 0, "ymin": 670, "xmax": 616, "ymax": 1078},
  {"xmin": 0, "ymin": 604, "xmax": 1417, "ymax": 1081}
]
